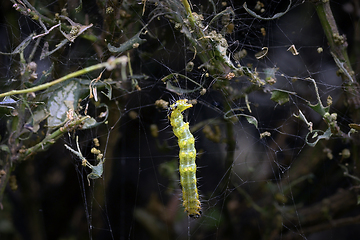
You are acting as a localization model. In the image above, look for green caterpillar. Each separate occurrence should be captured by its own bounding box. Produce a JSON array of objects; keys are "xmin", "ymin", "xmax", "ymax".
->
[{"xmin": 169, "ymin": 99, "xmax": 201, "ymax": 218}]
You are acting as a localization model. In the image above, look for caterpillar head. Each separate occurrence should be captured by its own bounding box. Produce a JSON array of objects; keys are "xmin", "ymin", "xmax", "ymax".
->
[
  {"xmin": 189, "ymin": 210, "xmax": 202, "ymax": 219},
  {"xmin": 170, "ymin": 99, "xmax": 193, "ymax": 112}
]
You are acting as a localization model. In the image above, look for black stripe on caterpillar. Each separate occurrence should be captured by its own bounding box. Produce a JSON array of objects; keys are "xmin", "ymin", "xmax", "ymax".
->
[{"xmin": 169, "ymin": 99, "xmax": 201, "ymax": 218}]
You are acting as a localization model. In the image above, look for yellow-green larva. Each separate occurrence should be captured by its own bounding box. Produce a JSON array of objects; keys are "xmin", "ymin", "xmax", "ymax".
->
[{"xmin": 169, "ymin": 99, "xmax": 201, "ymax": 218}]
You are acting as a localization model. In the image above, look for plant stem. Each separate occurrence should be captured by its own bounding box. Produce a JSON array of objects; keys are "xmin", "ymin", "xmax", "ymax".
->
[
  {"xmin": 20, "ymin": 116, "xmax": 90, "ymax": 161},
  {"xmin": 313, "ymin": 0, "xmax": 360, "ymax": 118},
  {"xmin": 181, "ymin": 0, "xmax": 196, "ymax": 23},
  {"xmin": 0, "ymin": 158, "xmax": 13, "ymax": 207},
  {"xmin": 0, "ymin": 56, "xmax": 127, "ymax": 98},
  {"xmin": 313, "ymin": 1, "xmax": 354, "ymax": 82}
]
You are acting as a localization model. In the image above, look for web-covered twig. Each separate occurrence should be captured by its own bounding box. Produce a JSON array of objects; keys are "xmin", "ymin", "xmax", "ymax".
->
[{"xmin": 65, "ymin": 136, "xmax": 105, "ymax": 186}]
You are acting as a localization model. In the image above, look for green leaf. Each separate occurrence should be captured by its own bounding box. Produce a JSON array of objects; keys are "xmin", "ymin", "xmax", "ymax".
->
[
  {"xmin": 270, "ymin": 89, "xmax": 295, "ymax": 105},
  {"xmin": 82, "ymin": 103, "xmax": 109, "ymax": 129},
  {"xmin": 107, "ymin": 30, "xmax": 147, "ymax": 53},
  {"xmin": 264, "ymin": 67, "xmax": 278, "ymax": 84},
  {"xmin": 25, "ymin": 107, "xmax": 49, "ymax": 132},
  {"xmin": 245, "ymin": 114, "xmax": 258, "ymax": 128},
  {"xmin": 0, "ymin": 144, "xmax": 10, "ymax": 154},
  {"xmin": 101, "ymin": 82, "xmax": 112, "ymax": 100},
  {"xmin": 0, "ymin": 96, "xmax": 17, "ymax": 110},
  {"xmin": 305, "ymin": 127, "xmax": 332, "ymax": 147},
  {"xmin": 306, "ymin": 78, "xmax": 330, "ymax": 116},
  {"xmin": 75, "ymin": 0, "xmax": 82, "ymax": 12},
  {"xmin": 243, "ymin": 0, "xmax": 292, "ymax": 21},
  {"xmin": 47, "ymin": 80, "xmax": 81, "ymax": 127},
  {"xmin": 308, "ymin": 102, "xmax": 330, "ymax": 116},
  {"xmin": 163, "ymin": 73, "xmax": 204, "ymax": 95},
  {"xmin": 224, "ymin": 109, "xmax": 258, "ymax": 128}
]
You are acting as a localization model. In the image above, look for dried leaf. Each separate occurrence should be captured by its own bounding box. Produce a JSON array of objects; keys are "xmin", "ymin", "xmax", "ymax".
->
[
  {"xmin": 306, "ymin": 128, "xmax": 332, "ymax": 147},
  {"xmin": 243, "ymin": 0, "xmax": 292, "ymax": 21}
]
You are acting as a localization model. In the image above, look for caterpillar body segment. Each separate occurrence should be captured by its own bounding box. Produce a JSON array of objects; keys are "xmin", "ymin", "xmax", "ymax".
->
[{"xmin": 169, "ymin": 99, "xmax": 201, "ymax": 218}]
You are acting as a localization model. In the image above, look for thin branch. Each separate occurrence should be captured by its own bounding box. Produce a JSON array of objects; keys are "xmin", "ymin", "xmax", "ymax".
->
[
  {"xmin": 312, "ymin": 0, "xmax": 354, "ymax": 82},
  {"xmin": 0, "ymin": 56, "xmax": 128, "ymax": 98},
  {"xmin": 311, "ymin": 0, "xmax": 360, "ymax": 116},
  {"xmin": 20, "ymin": 115, "xmax": 89, "ymax": 161}
]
